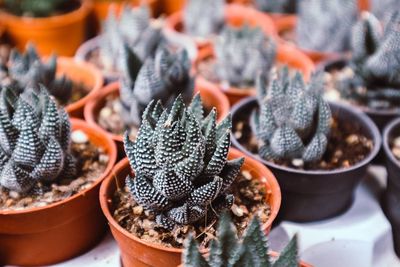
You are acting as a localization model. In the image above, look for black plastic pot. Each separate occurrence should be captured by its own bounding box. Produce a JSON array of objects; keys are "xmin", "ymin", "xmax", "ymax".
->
[
  {"xmin": 321, "ymin": 58, "xmax": 399, "ymax": 131},
  {"xmin": 231, "ymin": 97, "xmax": 381, "ymax": 222},
  {"xmin": 382, "ymin": 117, "xmax": 400, "ymax": 258}
]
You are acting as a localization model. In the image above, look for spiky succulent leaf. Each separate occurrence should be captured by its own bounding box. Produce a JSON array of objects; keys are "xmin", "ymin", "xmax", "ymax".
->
[
  {"xmin": 253, "ymin": 69, "xmax": 332, "ymax": 163},
  {"xmin": 255, "ymin": 0, "xmax": 296, "ymax": 13},
  {"xmin": 183, "ymin": 234, "xmax": 210, "ymax": 267},
  {"xmin": 0, "ymin": 87, "xmax": 76, "ymax": 193},
  {"xmin": 215, "ymin": 25, "xmax": 276, "ymax": 88},
  {"xmin": 184, "ymin": 0, "xmax": 224, "ymax": 38},
  {"xmin": 4, "ymin": 0, "xmax": 69, "ymax": 17},
  {"xmin": 124, "ymin": 95, "xmax": 243, "ymax": 229},
  {"xmin": 272, "ymin": 235, "xmax": 299, "ymax": 267},
  {"xmin": 296, "ymin": 0, "xmax": 358, "ymax": 52}
]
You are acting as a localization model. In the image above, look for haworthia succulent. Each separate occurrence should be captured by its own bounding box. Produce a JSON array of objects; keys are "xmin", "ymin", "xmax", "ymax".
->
[
  {"xmin": 184, "ymin": 0, "xmax": 225, "ymax": 38},
  {"xmin": 296, "ymin": 0, "xmax": 358, "ymax": 52},
  {"xmin": 119, "ymin": 45, "xmax": 194, "ymax": 127},
  {"xmin": 255, "ymin": 0, "xmax": 296, "ymax": 14},
  {"xmin": 0, "ymin": 86, "xmax": 76, "ymax": 194},
  {"xmin": 214, "ymin": 25, "xmax": 276, "ymax": 88},
  {"xmin": 182, "ymin": 213, "xmax": 299, "ymax": 267},
  {"xmin": 253, "ymin": 67, "xmax": 332, "ymax": 163},
  {"xmin": 4, "ymin": 0, "xmax": 70, "ymax": 17},
  {"xmin": 124, "ymin": 95, "xmax": 244, "ymax": 229}
]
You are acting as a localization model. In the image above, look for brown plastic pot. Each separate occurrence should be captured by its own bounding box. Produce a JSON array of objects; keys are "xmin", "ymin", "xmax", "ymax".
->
[
  {"xmin": 195, "ymin": 42, "xmax": 315, "ymax": 105},
  {"xmin": 100, "ymin": 148, "xmax": 281, "ymax": 267},
  {"xmin": 166, "ymin": 4, "xmax": 278, "ymax": 51},
  {"xmin": 91, "ymin": 0, "xmax": 160, "ymax": 34},
  {"xmin": 0, "ymin": 0, "xmax": 92, "ymax": 56},
  {"xmin": 231, "ymin": 97, "xmax": 381, "ymax": 222},
  {"xmin": 57, "ymin": 57, "xmax": 104, "ymax": 118},
  {"xmin": 382, "ymin": 118, "xmax": 400, "ymax": 258},
  {"xmin": 0, "ymin": 119, "xmax": 117, "ymax": 266},
  {"xmin": 84, "ymin": 79, "xmax": 230, "ymax": 157}
]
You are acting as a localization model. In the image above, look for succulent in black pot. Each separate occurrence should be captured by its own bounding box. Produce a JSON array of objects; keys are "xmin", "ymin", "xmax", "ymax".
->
[
  {"xmin": 230, "ymin": 68, "xmax": 381, "ymax": 222},
  {"xmin": 322, "ymin": 11, "xmax": 400, "ymax": 130},
  {"xmin": 382, "ymin": 117, "xmax": 400, "ymax": 258}
]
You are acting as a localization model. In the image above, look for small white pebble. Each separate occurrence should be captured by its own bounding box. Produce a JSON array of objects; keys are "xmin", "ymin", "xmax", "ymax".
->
[
  {"xmin": 292, "ymin": 158, "xmax": 304, "ymax": 167},
  {"xmin": 9, "ymin": 191, "xmax": 20, "ymax": 199},
  {"xmin": 394, "ymin": 137, "xmax": 400, "ymax": 148},
  {"xmin": 71, "ymin": 130, "xmax": 89, "ymax": 144},
  {"xmin": 231, "ymin": 204, "xmax": 244, "ymax": 217},
  {"xmin": 99, "ymin": 107, "xmax": 112, "ymax": 118},
  {"xmin": 99, "ymin": 154, "xmax": 109, "ymax": 164},
  {"xmin": 133, "ymin": 206, "xmax": 143, "ymax": 215},
  {"xmin": 242, "ymin": 170, "xmax": 252, "ymax": 180}
]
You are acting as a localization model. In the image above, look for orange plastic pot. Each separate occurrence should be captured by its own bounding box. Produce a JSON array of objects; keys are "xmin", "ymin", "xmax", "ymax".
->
[
  {"xmin": 0, "ymin": 0, "xmax": 92, "ymax": 57},
  {"xmin": 166, "ymin": 4, "xmax": 277, "ymax": 51},
  {"xmin": 100, "ymin": 148, "xmax": 281, "ymax": 267},
  {"xmin": 0, "ymin": 119, "xmax": 117, "ymax": 266},
  {"xmin": 159, "ymin": 0, "xmax": 185, "ymax": 15},
  {"xmin": 57, "ymin": 57, "xmax": 104, "ymax": 118},
  {"xmin": 91, "ymin": 0, "xmax": 160, "ymax": 34},
  {"xmin": 84, "ymin": 80, "xmax": 230, "ymax": 157},
  {"xmin": 195, "ymin": 42, "xmax": 315, "ymax": 105}
]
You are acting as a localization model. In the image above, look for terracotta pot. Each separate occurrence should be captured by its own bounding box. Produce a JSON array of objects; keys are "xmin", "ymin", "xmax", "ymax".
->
[
  {"xmin": 0, "ymin": 119, "xmax": 117, "ymax": 266},
  {"xmin": 75, "ymin": 32, "xmax": 197, "ymax": 84},
  {"xmin": 0, "ymin": 0, "xmax": 92, "ymax": 56},
  {"xmin": 91, "ymin": 0, "xmax": 160, "ymax": 34},
  {"xmin": 166, "ymin": 4, "xmax": 277, "ymax": 51},
  {"xmin": 195, "ymin": 42, "xmax": 314, "ymax": 105},
  {"xmin": 99, "ymin": 148, "xmax": 281, "ymax": 267},
  {"xmin": 231, "ymin": 97, "xmax": 381, "ymax": 222},
  {"xmin": 57, "ymin": 57, "xmax": 104, "ymax": 118},
  {"xmin": 382, "ymin": 117, "xmax": 400, "ymax": 258},
  {"xmin": 159, "ymin": 0, "xmax": 185, "ymax": 15},
  {"xmin": 84, "ymin": 79, "xmax": 230, "ymax": 157}
]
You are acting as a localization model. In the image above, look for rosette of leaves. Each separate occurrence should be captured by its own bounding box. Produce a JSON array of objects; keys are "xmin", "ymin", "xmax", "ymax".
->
[
  {"xmin": 7, "ymin": 45, "xmax": 73, "ymax": 104},
  {"xmin": 0, "ymin": 86, "xmax": 76, "ymax": 194},
  {"xmin": 296, "ymin": 0, "xmax": 358, "ymax": 52},
  {"xmin": 335, "ymin": 11, "xmax": 400, "ymax": 110},
  {"xmin": 4, "ymin": 0, "xmax": 71, "ymax": 17},
  {"xmin": 184, "ymin": 0, "xmax": 225, "ymax": 38},
  {"xmin": 255, "ymin": 0, "xmax": 297, "ymax": 14},
  {"xmin": 252, "ymin": 67, "xmax": 332, "ymax": 163},
  {"xmin": 214, "ymin": 25, "xmax": 277, "ymax": 88},
  {"xmin": 119, "ymin": 45, "xmax": 194, "ymax": 127},
  {"xmin": 124, "ymin": 94, "xmax": 244, "ymax": 230},
  {"xmin": 100, "ymin": 5, "xmax": 163, "ymax": 72},
  {"xmin": 183, "ymin": 213, "xmax": 299, "ymax": 267}
]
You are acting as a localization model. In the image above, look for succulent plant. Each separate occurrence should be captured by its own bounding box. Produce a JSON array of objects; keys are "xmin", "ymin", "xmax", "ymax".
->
[
  {"xmin": 0, "ymin": 86, "xmax": 76, "ymax": 194},
  {"xmin": 252, "ymin": 67, "xmax": 332, "ymax": 163},
  {"xmin": 255, "ymin": 0, "xmax": 297, "ymax": 14},
  {"xmin": 335, "ymin": 11, "xmax": 400, "ymax": 109},
  {"xmin": 4, "ymin": 0, "xmax": 71, "ymax": 17},
  {"xmin": 100, "ymin": 5, "xmax": 164, "ymax": 72},
  {"xmin": 183, "ymin": 213, "xmax": 299, "ymax": 267},
  {"xmin": 124, "ymin": 94, "xmax": 244, "ymax": 230},
  {"xmin": 296, "ymin": 0, "xmax": 358, "ymax": 52},
  {"xmin": 7, "ymin": 45, "xmax": 73, "ymax": 104},
  {"xmin": 184, "ymin": 0, "xmax": 225, "ymax": 38},
  {"xmin": 119, "ymin": 45, "xmax": 194, "ymax": 127},
  {"xmin": 214, "ymin": 25, "xmax": 277, "ymax": 88}
]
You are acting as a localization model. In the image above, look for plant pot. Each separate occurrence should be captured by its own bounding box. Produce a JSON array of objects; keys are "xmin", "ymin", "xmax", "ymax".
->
[
  {"xmin": 91, "ymin": 0, "xmax": 160, "ymax": 35},
  {"xmin": 165, "ymin": 3, "xmax": 277, "ymax": 52},
  {"xmin": 382, "ymin": 117, "xmax": 400, "ymax": 258},
  {"xmin": 231, "ymin": 97, "xmax": 381, "ymax": 222},
  {"xmin": 0, "ymin": 0, "xmax": 92, "ymax": 56},
  {"xmin": 195, "ymin": 42, "xmax": 314, "ymax": 105},
  {"xmin": 321, "ymin": 57, "xmax": 399, "ymax": 131},
  {"xmin": 0, "ymin": 119, "xmax": 117, "ymax": 266},
  {"xmin": 159, "ymin": 0, "xmax": 185, "ymax": 15},
  {"xmin": 57, "ymin": 57, "xmax": 104, "ymax": 118},
  {"xmin": 99, "ymin": 148, "xmax": 281, "ymax": 267},
  {"xmin": 84, "ymin": 79, "xmax": 230, "ymax": 157},
  {"xmin": 75, "ymin": 31, "xmax": 197, "ymax": 84}
]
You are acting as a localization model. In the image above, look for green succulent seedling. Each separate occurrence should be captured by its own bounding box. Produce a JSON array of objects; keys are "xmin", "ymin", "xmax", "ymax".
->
[
  {"xmin": 124, "ymin": 94, "xmax": 244, "ymax": 230},
  {"xmin": 252, "ymin": 67, "xmax": 332, "ymax": 163},
  {"xmin": 183, "ymin": 213, "xmax": 299, "ymax": 267},
  {"xmin": 4, "ymin": 0, "xmax": 71, "ymax": 17}
]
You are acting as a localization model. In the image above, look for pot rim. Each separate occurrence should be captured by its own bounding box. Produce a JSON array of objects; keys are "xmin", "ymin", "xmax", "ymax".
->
[
  {"xmin": 0, "ymin": 118, "xmax": 117, "ymax": 215},
  {"xmin": 99, "ymin": 148, "xmax": 281, "ymax": 254},
  {"xmin": 320, "ymin": 56, "xmax": 400, "ymax": 117},
  {"xmin": 383, "ymin": 117, "xmax": 400, "ymax": 170},
  {"xmin": 231, "ymin": 96, "xmax": 381, "ymax": 176},
  {"xmin": 0, "ymin": 0, "xmax": 92, "ymax": 27}
]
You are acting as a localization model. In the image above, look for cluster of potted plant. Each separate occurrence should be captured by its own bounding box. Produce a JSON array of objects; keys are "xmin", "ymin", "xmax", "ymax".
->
[{"xmin": 0, "ymin": 0, "xmax": 400, "ymax": 266}]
